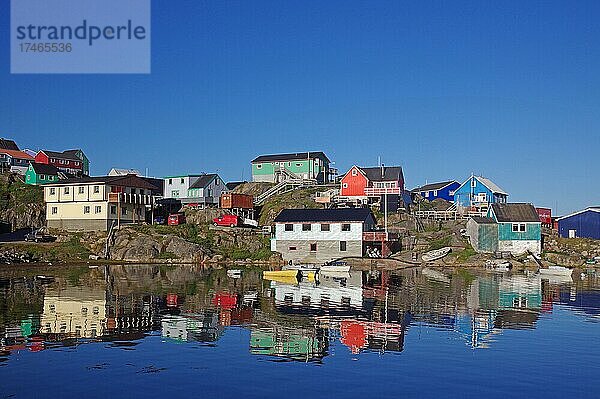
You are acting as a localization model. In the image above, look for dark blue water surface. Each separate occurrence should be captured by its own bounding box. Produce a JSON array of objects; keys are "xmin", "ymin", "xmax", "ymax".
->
[{"xmin": 1, "ymin": 264, "xmax": 599, "ymax": 398}]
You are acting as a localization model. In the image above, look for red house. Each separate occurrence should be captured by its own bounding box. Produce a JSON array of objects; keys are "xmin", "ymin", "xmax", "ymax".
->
[
  {"xmin": 536, "ymin": 207, "xmax": 552, "ymax": 228},
  {"xmin": 34, "ymin": 149, "xmax": 88, "ymax": 176},
  {"xmin": 339, "ymin": 165, "xmax": 405, "ymax": 205}
]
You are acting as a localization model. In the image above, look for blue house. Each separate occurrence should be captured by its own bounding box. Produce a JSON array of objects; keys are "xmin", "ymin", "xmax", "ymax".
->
[
  {"xmin": 411, "ymin": 180, "xmax": 460, "ymax": 202},
  {"xmin": 557, "ymin": 207, "xmax": 600, "ymax": 239},
  {"xmin": 454, "ymin": 175, "xmax": 508, "ymax": 210}
]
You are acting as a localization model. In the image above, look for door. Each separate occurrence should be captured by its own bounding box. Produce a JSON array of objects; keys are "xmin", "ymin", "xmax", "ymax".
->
[{"xmin": 568, "ymin": 229, "xmax": 576, "ymax": 238}]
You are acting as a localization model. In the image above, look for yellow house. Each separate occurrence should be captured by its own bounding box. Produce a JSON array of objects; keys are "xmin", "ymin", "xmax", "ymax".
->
[{"xmin": 44, "ymin": 174, "xmax": 158, "ymax": 231}]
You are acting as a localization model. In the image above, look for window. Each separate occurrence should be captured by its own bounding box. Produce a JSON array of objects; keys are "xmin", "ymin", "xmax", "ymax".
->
[
  {"xmin": 168, "ymin": 178, "xmax": 172, "ymax": 184},
  {"xmin": 512, "ymin": 223, "xmax": 526, "ymax": 233},
  {"xmin": 433, "ymin": 190, "xmax": 438, "ymax": 196},
  {"xmin": 122, "ymin": 207, "xmax": 127, "ymax": 215},
  {"xmin": 285, "ymin": 224, "xmax": 294, "ymax": 231},
  {"xmin": 296, "ymin": 163, "xmax": 302, "ymax": 167},
  {"xmin": 95, "ymin": 206, "xmax": 102, "ymax": 214},
  {"xmin": 321, "ymin": 224, "xmax": 330, "ymax": 231},
  {"xmin": 171, "ymin": 190, "xmax": 179, "ymax": 197},
  {"xmin": 64, "ymin": 187, "xmax": 70, "ymax": 194},
  {"xmin": 342, "ymin": 224, "xmax": 351, "ymax": 231},
  {"xmin": 351, "ymin": 169, "xmax": 358, "ymax": 176},
  {"xmin": 110, "ymin": 205, "xmax": 117, "ymax": 215},
  {"xmin": 342, "ymin": 183, "xmax": 348, "ymax": 189},
  {"xmin": 78, "ymin": 186, "xmax": 85, "ymax": 194},
  {"xmin": 180, "ymin": 178, "xmax": 184, "ymax": 184},
  {"xmin": 40, "ymin": 174, "xmax": 45, "ymax": 180},
  {"xmin": 288, "ymin": 246, "xmax": 297, "ymax": 251},
  {"xmin": 425, "ymin": 191, "xmax": 429, "ymax": 198},
  {"xmin": 471, "ymin": 178, "xmax": 476, "ymax": 188},
  {"xmin": 341, "ymin": 297, "xmax": 351, "ymax": 307},
  {"xmin": 302, "ymin": 223, "xmax": 312, "ymax": 231},
  {"xmin": 256, "ymin": 164, "xmax": 262, "ymax": 169},
  {"xmin": 340, "ymin": 241, "xmax": 347, "ymax": 251},
  {"xmin": 93, "ymin": 185, "xmax": 100, "ymax": 194},
  {"xmin": 301, "ymin": 296, "xmax": 311, "ymax": 306},
  {"xmin": 50, "ymin": 188, "xmax": 56, "ymax": 195},
  {"xmin": 83, "ymin": 206, "xmax": 90, "ymax": 214},
  {"xmin": 310, "ymin": 243, "xmax": 317, "ymax": 252},
  {"xmin": 51, "ymin": 207, "xmax": 58, "ymax": 215}
]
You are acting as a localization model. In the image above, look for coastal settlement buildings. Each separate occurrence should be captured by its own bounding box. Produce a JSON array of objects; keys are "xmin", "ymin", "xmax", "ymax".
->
[
  {"xmin": 43, "ymin": 174, "xmax": 158, "ymax": 231},
  {"xmin": 271, "ymin": 208, "xmax": 398, "ymax": 264},
  {"xmin": 557, "ymin": 207, "xmax": 600, "ymax": 239},
  {"xmin": 35, "ymin": 149, "xmax": 90, "ymax": 176},
  {"xmin": 251, "ymin": 152, "xmax": 334, "ymax": 184},
  {"xmin": 466, "ymin": 203, "xmax": 542, "ymax": 255},
  {"xmin": 25, "ymin": 163, "xmax": 61, "ymax": 185},
  {"xmin": 163, "ymin": 173, "xmax": 226, "ymax": 207}
]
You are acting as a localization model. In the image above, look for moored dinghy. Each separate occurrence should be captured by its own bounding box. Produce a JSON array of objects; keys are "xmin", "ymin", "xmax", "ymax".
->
[
  {"xmin": 539, "ymin": 265, "xmax": 573, "ymax": 277},
  {"xmin": 421, "ymin": 247, "xmax": 452, "ymax": 262}
]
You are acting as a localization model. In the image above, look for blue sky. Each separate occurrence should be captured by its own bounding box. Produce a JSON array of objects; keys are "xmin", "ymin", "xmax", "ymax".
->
[{"xmin": 1, "ymin": 0, "xmax": 599, "ymax": 214}]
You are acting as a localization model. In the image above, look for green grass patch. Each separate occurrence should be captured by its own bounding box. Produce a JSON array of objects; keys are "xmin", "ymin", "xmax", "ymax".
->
[
  {"xmin": 158, "ymin": 251, "xmax": 178, "ymax": 259},
  {"xmin": 428, "ymin": 235, "xmax": 452, "ymax": 251},
  {"xmin": 455, "ymin": 247, "xmax": 477, "ymax": 263}
]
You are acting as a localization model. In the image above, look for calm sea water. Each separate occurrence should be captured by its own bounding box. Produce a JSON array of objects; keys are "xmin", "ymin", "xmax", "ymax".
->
[{"xmin": 1, "ymin": 264, "xmax": 599, "ymax": 398}]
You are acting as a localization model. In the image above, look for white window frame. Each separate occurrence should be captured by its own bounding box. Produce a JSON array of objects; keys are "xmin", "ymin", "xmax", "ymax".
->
[
  {"xmin": 83, "ymin": 206, "xmax": 90, "ymax": 214},
  {"xmin": 351, "ymin": 169, "xmax": 358, "ymax": 176}
]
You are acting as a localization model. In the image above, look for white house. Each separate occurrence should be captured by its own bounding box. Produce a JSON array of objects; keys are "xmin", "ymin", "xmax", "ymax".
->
[{"xmin": 163, "ymin": 173, "xmax": 226, "ymax": 207}]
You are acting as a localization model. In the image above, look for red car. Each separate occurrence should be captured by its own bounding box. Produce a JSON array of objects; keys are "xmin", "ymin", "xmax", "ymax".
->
[
  {"xmin": 168, "ymin": 213, "xmax": 186, "ymax": 226},
  {"xmin": 213, "ymin": 214, "xmax": 240, "ymax": 227}
]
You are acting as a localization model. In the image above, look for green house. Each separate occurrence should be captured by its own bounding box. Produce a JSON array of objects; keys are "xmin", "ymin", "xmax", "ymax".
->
[
  {"xmin": 251, "ymin": 152, "xmax": 332, "ymax": 183},
  {"xmin": 25, "ymin": 162, "xmax": 60, "ymax": 185}
]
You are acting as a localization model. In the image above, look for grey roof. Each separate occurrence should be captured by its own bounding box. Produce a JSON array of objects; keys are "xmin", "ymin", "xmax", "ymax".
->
[
  {"xmin": 0, "ymin": 139, "xmax": 19, "ymax": 151},
  {"xmin": 274, "ymin": 208, "xmax": 374, "ymax": 223},
  {"xmin": 226, "ymin": 181, "xmax": 246, "ymax": 190},
  {"xmin": 41, "ymin": 150, "xmax": 80, "ymax": 161},
  {"xmin": 491, "ymin": 203, "xmax": 540, "ymax": 222},
  {"xmin": 252, "ymin": 152, "xmax": 330, "ymax": 163},
  {"xmin": 189, "ymin": 174, "xmax": 218, "ymax": 189},
  {"xmin": 30, "ymin": 162, "xmax": 60, "ymax": 175},
  {"xmin": 470, "ymin": 216, "xmax": 496, "ymax": 224},
  {"xmin": 412, "ymin": 180, "xmax": 459, "ymax": 192},
  {"xmin": 476, "ymin": 176, "xmax": 508, "ymax": 195},
  {"xmin": 360, "ymin": 166, "xmax": 403, "ymax": 182},
  {"xmin": 46, "ymin": 175, "xmax": 158, "ymax": 190}
]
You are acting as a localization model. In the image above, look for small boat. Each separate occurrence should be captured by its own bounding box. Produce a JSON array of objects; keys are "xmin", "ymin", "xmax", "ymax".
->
[
  {"xmin": 263, "ymin": 270, "xmax": 301, "ymax": 279},
  {"xmin": 283, "ymin": 264, "xmax": 319, "ymax": 272},
  {"xmin": 539, "ymin": 266, "xmax": 573, "ymax": 276},
  {"xmin": 485, "ymin": 259, "xmax": 512, "ymax": 272},
  {"xmin": 320, "ymin": 264, "xmax": 351, "ymax": 273},
  {"xmin": 422, "ymin": 247, "xmax": 452, "ymax": 262}
]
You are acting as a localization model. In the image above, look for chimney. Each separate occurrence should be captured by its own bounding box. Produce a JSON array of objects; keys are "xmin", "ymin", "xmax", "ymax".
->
[{"xmin": 381, "ymin": 163, "xmax": 385, "ymax": 178}]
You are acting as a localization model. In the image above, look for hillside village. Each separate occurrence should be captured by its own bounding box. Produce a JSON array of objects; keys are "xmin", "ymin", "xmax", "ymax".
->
[{"xmin": 1, "ymin": 137, "xmax": 599, "ymax": 267}]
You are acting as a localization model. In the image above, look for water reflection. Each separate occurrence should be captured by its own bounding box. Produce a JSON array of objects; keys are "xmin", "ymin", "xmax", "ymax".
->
[{"xmin": 1, "ymin": 264, "xmax": 600, "ymax": 367}]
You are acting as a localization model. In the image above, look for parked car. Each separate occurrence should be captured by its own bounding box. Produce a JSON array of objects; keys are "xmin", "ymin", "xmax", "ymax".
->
[
  {"xmin": 25, "ymin": 228, "xmax": 55, "ymax": 243},
  {"xmin": 154, "ymin": 216, "xmax": 166, "ymax": 225},
  {"xmin": 168, "ymin": 213, "xmax": 186, "ymax": 226},
  {"xmin": 213, "ymin": 214, "xmax": 258, "ymax": 228}
]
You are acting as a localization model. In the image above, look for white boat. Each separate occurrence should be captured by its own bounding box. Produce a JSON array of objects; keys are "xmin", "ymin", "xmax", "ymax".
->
[
  {"xmin": 422, "ymin": 247, "xmax": 452, "ymax": 262},
  {"xmin": 284, "ymin": 264, "xmax": 319, "ymax": 272},
  {"xmin": 539, "ymin": 266, "xmax": 573, "ymax": 276},
  {"xmin": 320, "ymin": 264, "xmax": 351, "ymax": 273}
]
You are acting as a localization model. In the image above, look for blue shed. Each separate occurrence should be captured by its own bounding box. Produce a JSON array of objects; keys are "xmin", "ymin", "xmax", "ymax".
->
[
  {"xmin": 412, "ymin": 180, "xmax": 460, "ymax": 202},
  {"xmin": 454, "ymin": 175, "xmax": 508, "ymax": 208},
  {"xmin": 557, "ymin": 207, "xmax": 600, "ymax": 239}
]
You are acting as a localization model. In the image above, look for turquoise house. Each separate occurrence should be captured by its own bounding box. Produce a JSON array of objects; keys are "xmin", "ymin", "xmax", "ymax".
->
[
  {"xmin": 251, "ymin": 152, "xmax": 332, "ymax": 184},
  {"xmin": 467, "ymin": 203, "xmax": 542, "ymax": 255},
  {"xmin": 25, "ymin": 162, "xmax": 60, "ymax": 185},
  {"xmin": 454, "ymin": 175, "xmax": 508, "ymax": 211}
]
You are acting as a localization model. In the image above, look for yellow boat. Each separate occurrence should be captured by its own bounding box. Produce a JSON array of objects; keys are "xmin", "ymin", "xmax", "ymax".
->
[
  {"xmin": 262, "ymin": 270, "xmax": 315, "ymax": 284},
  {"xmin": 263, "ymin": 270, "xmax": 299, "ymax": 278}
]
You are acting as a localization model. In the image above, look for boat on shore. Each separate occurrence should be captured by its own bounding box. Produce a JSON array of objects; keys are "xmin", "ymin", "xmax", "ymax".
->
[
  {"xmin": 422, "ymin": 247, "xmax": 452, "ymax": 262},
  {"xmin": 320, "ymin": 264, "xmax": 351, "ymax": 273}
]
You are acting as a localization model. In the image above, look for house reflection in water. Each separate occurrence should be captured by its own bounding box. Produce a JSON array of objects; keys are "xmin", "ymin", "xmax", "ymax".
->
[
  {"xmin": 41, "ymin": 286, "xmax": 107, "ymax": 338},
  {"xmin": 161, "ymin": 311, "xmax": 223, "ymax": 343},
  {"xmin": 250, "ymin": 321, "xmax": 328, "ymax": 363}
]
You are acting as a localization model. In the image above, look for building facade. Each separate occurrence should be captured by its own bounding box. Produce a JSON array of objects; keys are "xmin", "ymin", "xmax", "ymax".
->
[
  {"xmin": 0, "ymin": 149, "xmax": 34, "ymax": 174},
  {"xmin": 44, "ymin": 175, "xmax": 157, "ymax": 231},
  {"xmin": 163, "ymin": 174, "xmax": 226, "ymax": 206},
  {"xmin": 557, "ymin": 207, "xmax": 600, "ymax": 239},
  {"xmin": 412, "ymin": 180, "xmax": 460, "ymax": 202},
  {"xmin": 454, "ymin": 175, "xmax": 508, "ymax": 213},
  {"xmin": 251, "ymin": 152, "xmax": 332, "ymax": 183},
  {"xmin": 339, "ymin": 165, "xmax": 405, "ymax": 207},
  {"xmin": 271, "ymin": 208, "xmax": 391, "ymax": 264}
]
